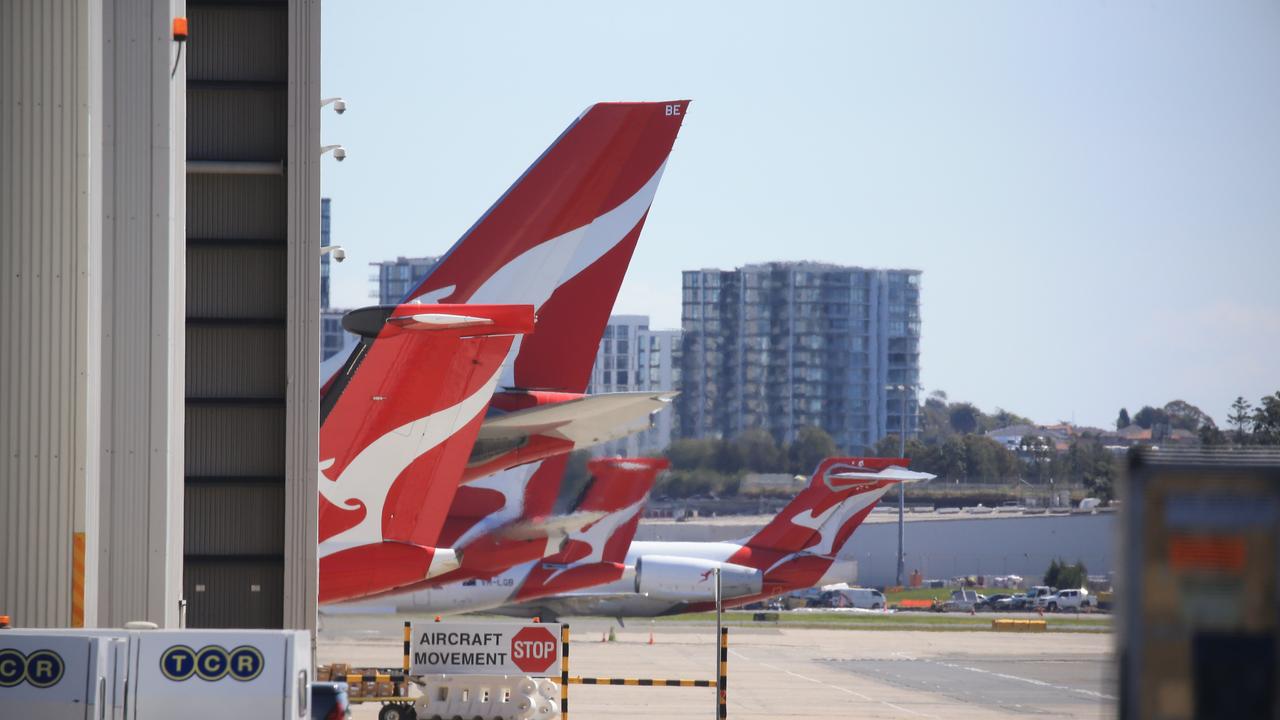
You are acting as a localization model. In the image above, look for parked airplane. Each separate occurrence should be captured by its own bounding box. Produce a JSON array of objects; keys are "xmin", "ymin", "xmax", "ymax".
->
[
  {"xmin": 318, "ymin": 303, "xmax": 533, "ymax": 605},
  {"xmin": 318, "ymin": 101, "xmax": 690, "ymax": 602},
  {"xmin": 322, "ymin": 100, "xmax": 691, "ymax": 447},
  {"xmin": 495, "ymin": 458, "xmax": 934, "ymax": 619},
  {"xmin": 326, "ymin": 456, "xmax": 668, "ymax": 614}
]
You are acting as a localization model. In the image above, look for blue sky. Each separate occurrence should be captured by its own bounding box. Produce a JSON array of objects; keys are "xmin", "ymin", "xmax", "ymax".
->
[{"xmin": 321, "ymin": 1, "xmax": 1280, "ymax": 430}]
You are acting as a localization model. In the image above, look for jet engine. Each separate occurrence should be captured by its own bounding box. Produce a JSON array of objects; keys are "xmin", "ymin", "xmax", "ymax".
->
[{"xmin": 634, "ymin": 555, "xmax": 763, "ymax": 601}]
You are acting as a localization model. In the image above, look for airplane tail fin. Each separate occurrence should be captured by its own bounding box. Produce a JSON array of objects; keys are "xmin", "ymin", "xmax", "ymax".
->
[
  {"xmin": 741, "ymin": 458, "xmax": 934, "ymax": 560},
  {"xmin": 318, "ymin": 303, "xmax": 534, "ymax": 561},
  {"xmin": 511, "ymin": 457, "xmax": 668, "ymax": 601},
  {"xmin": 406, "ymin": 101, "xmax": 690, "ymax": 393}
]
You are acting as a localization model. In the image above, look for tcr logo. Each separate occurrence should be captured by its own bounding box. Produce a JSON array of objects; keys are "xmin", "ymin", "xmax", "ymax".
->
[
  {"xmin": 160, "ymin": 645, "xmax": 263, "ymax": 682},
  {"xmin": 0, "ymin": 648, "xmax": 64, "ymax": 688}
]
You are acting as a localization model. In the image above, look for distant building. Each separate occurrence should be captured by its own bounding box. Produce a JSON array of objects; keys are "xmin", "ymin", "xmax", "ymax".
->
[
  {"xmin": 321, "ymin": 308, "xmax": 357, "ymax": 363},
  {"xmin": 321, "ymin": 197, "xmax": 332, "ymax": 310},
  {"xmin": 319, "ymin": 198, "xmax": 358, "ymax": 362},
  {"xmin": 370, "ymin": 256, "xmax": 439, "ymax": 304},
  {"xmin": 677, "ymin": 262, "xmax": 922, "ymax": 452},
  {"xmin": 586, "ymin": 315, "xmax": 681, "ymax": 456}
]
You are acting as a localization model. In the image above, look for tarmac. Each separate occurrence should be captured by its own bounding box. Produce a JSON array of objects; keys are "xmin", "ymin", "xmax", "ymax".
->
[{"xmin": 319, "ymin": 615, "xmax": 1115, "ymax": 719}]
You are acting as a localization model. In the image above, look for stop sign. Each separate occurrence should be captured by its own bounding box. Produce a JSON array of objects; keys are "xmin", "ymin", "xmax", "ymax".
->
[{"xmin": 510, "ymin": 626, "xmax": 559, "ymax": 674}]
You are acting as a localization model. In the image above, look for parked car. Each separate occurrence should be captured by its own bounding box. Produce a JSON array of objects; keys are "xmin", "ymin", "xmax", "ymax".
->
[
  {"xmin": 1025, "ymin": 585, "xmax": 1057, "ymax": 608},
  {"xmin": 994, "ymin": 593, "xmax": 1031, "ymax": 611},
  {"xmin": 311, "ymin": 681, "xmax": 351, "ymax": 720},
  {"xmin": 1038, "ymin": 588, "xmax": 1095, "ymax": 612},
  {"xmin": 937, "ymin": 589, "xmax": 986, "ymax": 612},
  {"xmin": 984, "ymin": 593, "xmax": 1013, "ymax": 610}
]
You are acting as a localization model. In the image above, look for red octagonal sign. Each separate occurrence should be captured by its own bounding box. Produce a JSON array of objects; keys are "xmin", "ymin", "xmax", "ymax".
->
[{"xmin": 510, "ymin": 626, "xmax": 558, "ymax": 674}]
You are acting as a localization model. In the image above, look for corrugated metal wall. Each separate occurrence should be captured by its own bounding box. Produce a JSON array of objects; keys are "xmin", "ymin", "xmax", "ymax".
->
[
  {"xmin": 0, "ymin": 0, "xmax": 96, "ymax": 628},
  {"xmin": 282, "ymin": 0, "xmax": 322, "ymax": 635},
  {"xmin": 96, "ymin": 0, "xmax": 187, "ymax": 629},
  {"xmin": 185, "ymin": 0, "xmax": 318, "ymax": 632}
]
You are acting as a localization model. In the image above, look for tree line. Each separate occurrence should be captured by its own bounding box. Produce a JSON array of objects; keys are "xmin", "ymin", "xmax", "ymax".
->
[{"xmin": 560, "ymin": 389, "xmax": 1280, "ymax": 502}]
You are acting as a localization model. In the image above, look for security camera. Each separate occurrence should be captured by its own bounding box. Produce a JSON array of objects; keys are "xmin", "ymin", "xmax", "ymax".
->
[
  {"xmin": 333, "ymin": 99, "xmax": 347, "ymax": 115},
  {"xmin": 333, "ymin": 146, "xmax": 347, "ymax": 162},
  {"xmin": 331, "ymin": 247, "xmax": 346, "ymax": 263}
]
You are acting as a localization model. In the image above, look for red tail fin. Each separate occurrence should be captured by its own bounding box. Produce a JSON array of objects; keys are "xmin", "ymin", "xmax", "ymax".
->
[
  {"xmin": 406, "ymin": 101, "xmax": 690, "ymax": 392},
  {"xmin": 723, "ymin": 458, "xmax": 932, "ymax": 573},
  {"xmin": 513, "ymin": 457, "xmax": 668, "ymax": 601},
  {"xmin": 317, "ymin": 304, "xmax": 533, "ymax": 604}
]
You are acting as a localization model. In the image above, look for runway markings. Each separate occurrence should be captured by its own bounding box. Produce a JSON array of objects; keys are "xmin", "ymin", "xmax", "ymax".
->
[
  {"xmin": 730, "ymin": 649, "xmax": 940, "ymax": 718},
  {"xmin": 892, "ymin": 652, "xmax": 1116, "ymax": 702}
]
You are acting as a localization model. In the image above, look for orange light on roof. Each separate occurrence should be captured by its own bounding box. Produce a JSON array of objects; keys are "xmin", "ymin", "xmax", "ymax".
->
[{"xmin": 172, "ymin": 17, "xmax": 188, "ymax": 41}]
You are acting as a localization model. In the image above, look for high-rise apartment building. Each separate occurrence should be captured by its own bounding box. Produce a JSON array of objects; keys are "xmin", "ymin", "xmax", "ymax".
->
[
  {"xmin": 677, "ymin": 262, "xmax": 921, "ymax": 452},
  {"xmin": 370, "ymin": 256, "xmax": 439, "ymax": 304},
  {"xmin": 586, "ymin": 315, "xmax": 681, "ymax": 456}
]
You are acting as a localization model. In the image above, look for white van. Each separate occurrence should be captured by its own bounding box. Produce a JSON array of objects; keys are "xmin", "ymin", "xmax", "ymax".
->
[{"xmin": 826, "ymin": 587, "xmax": 887, "ymax": 610}]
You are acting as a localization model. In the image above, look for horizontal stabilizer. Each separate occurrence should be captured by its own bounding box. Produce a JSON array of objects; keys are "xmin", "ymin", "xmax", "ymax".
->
[
  {"xmin": 829, "ymin": 467, "xmax": 935, "ymax": 484},
  {"xmin": 495, "ymin": 511, "xmax": 608, "ymax": 541},
  {"xmin": 477, "ymin": 391, "xmax": 677, "ymax": 447}
]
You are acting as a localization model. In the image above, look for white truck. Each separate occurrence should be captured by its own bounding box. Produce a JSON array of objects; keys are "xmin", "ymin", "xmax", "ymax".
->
[
  {"xmin": 1038, "ymin": 588, "xmax": 1096, "ymax": 612},
  {"xmin": 824, "ymin": 587, "xmax": 887, "ymax": 610},
  {"xmin": 0, "ymin": 627, "xmax": 310, "ymax": 719}
]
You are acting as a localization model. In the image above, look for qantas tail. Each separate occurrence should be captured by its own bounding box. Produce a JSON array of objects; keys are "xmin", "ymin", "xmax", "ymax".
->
[
  {"xmin": 317, "ymin": 303, "xmax": 534, "ymax": 604},
  {"xmin": 740, "ymin": 458, "xmax": 934, "ymax": 560},
  {"xmin": 406, "ymin": 100, "xmax": 690, "ymax": 393},
  {"xmin": 512, "ymin": 457, "xmax": 669, "ymax": 601}
]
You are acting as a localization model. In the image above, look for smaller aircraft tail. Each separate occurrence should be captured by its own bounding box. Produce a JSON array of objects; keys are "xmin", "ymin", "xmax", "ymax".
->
[
  {"xmin": 317, "ymin": 303, "xmax": 534, "ymax": 604},
  {"xmin": 512, "ymin": 457, "xmax": 668, "ymax": 601},
  {"xmin": 737, "ymin": 458, "xmax": 933, "ymax": 563}
]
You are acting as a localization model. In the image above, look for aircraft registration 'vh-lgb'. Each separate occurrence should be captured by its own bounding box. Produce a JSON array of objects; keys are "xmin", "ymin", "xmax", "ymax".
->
[{"xmin": 317, "ymin": 101, "xmax": 690, "ymax": 604}]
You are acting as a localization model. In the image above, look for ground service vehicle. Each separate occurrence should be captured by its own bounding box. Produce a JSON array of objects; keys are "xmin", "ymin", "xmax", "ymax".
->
[
  {"xmin": 0, "ymin": 628, "xmax": 310, "ymax": 719},
  {"xmin": 825, "ymin": 587, "xmax": 887, "ymax": 609},
  {"xmin": 1040, "ymin": 588, "xmax": 1095, "ymax": 612},
  {"xmin": 310, "ymin": 682, "xmax": 351, "ymax": 720}
]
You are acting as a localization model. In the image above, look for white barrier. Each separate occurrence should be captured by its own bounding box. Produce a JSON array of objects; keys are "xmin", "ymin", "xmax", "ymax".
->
[{"xmin": 413, "ymin": 674, "xmax": 559, "ymax": 720}]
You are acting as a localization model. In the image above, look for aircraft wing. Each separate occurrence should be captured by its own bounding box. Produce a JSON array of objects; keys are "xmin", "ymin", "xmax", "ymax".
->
[{"xmin": 477, "ymin": 391, "xmax": 677, "ymax": 447}]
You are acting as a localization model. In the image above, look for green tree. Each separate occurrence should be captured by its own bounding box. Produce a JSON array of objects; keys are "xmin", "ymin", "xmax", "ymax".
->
[
  {"xmin": 712, "ymin": 439, "xmax": 745, "ymax": 474},
  {"xmin": 666, "ymin": 439, "xmax": 716, "ymax": 470},
  {"xmin": 1043, "ymin": 558, "xmax": 1087, "ymax": 589},
  {"xmin": 1020, "ymin": 434, "xmax": 1055, "ymax": 484},
  {"xmin": 1062, "ymin": 438, "xmax": 1120, "ymax": 501},
  {"xmin": 948, "ymin": 403, "xmax": 982, "ymax": 435},
  {"xmin": 1251, "ymin": 392, "xmax": 1280, "ymax": 445},
  {"xmin": 1199, "ymin": 424, "xmax": 1227, "ymax": 446},
  {"xmin": 1228, "ymin": 396, "xmax": 1253, "ymax": 443},
  {"xmin": 1132, "ymin": 405, "xmax": 1169, "ymax": 430},
  {"xmin": 1116, "ymin": 408, "xmax": 1130, "ymax": 430},
  {"xmin": 1044, "ymin": 558, "xmax": 1062, "ymax": 587},
  {"xmin": 787, "ymin": 426, "xmax": 839, "ymax": 475},
  {"xmin": 987, "ymin": 408, "xmax": 1035, "ymax": 431},
  {"xmin": 733, "ymin": 428, "xmax": 782, "ymax": 472},
  {"xmin": 1163, "ymin": 400, "xmax": 1215, "ymax": 432}
]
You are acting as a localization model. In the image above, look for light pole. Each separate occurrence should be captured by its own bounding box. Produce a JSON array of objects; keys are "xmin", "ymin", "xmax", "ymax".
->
[{"xmin": 887, "ymin": 383, "xmax": 916, "ymax": 587}]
